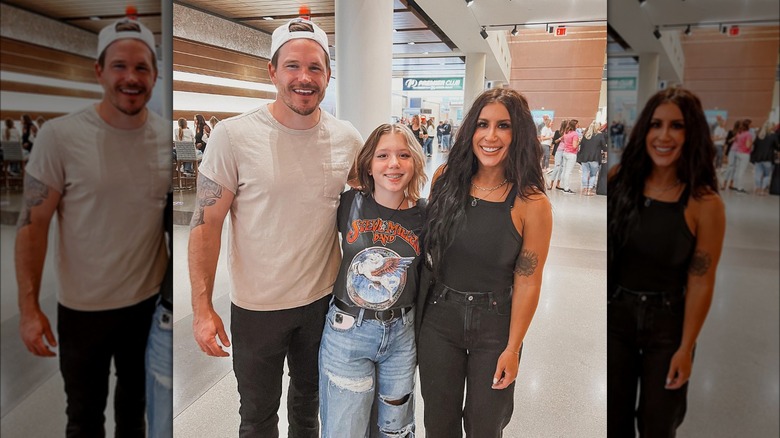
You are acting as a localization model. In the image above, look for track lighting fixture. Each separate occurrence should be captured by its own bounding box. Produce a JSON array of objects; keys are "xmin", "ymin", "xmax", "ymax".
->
[
  {"xmin": 653, "ymin": 26, "xmax": 662, "ymax": 39},
  {"xmin": 638, "ymin": 0, "xmax": 646, "ymax": 5},
  {"xmin": 511, "ymin": 25, "xmax": 518, "ymax": 36},
  {"xmin": 466, "ymin": 0, "xmax": 474, "ymax": 6},
  {"xmin": 684, "ymin": 25, "xmax": 691, "ymax": 36},
  {"xmin": 480, "ymin": 26, "xmax": 489, "ymax": 39}
]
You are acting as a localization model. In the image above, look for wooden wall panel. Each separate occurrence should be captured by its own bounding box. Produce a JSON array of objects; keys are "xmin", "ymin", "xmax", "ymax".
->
[
  {"xmin": 173, "ymin": 37, "xmax": 272, "ymax": 84},
  {"xmin": 508, "ymin": 27, "xmax": 607, "ymax": 126},
  {"xmin": 682, "ymin": 27, "xmax": 779, "ymax": 127},
  {"xmin": 0, "ymin": 80, "xmax": 102, "ymax": 99},
  {"xmin": 0, "ymin": 37, "xmax": 96, "ymax": 83}
]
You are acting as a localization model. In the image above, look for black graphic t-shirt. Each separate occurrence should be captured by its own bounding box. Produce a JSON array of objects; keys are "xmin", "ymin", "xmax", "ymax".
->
[{"xmin": 333, "ymin": 189, "xmax": 424, "ymax": 311}]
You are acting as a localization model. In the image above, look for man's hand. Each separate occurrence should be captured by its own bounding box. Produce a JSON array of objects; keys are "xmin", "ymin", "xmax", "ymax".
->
[
  {"xmin": 19, "ymin": 308, "xmax": 57, "ymax": 357},
  {"xmin": 193, "ymin": 307, "xmax": 231, "ymax": 357}
]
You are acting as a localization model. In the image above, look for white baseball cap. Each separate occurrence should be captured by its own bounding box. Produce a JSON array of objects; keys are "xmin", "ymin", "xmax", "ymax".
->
[
  {"xmin": 97, "ymin": 17, "xmax": 156, "ymax": 60},
  {"xmin": 270, "ymin": 18, "xmax": 330, "ymax": 62}
]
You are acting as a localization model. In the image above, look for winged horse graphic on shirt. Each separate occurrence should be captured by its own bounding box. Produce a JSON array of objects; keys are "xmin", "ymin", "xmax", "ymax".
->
[{"xmin": 347, "ymin": 247, "xmax": 414, "ymax": 310}]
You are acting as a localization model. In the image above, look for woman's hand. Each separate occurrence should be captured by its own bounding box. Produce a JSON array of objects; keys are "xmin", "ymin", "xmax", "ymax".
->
[
  {"xmin": 665, "ymin": 348, "xmax": 693, "ymax": 390},
  {"xmin": 492, "ymin": 349, "xmax": 520, "ymax": 390}
]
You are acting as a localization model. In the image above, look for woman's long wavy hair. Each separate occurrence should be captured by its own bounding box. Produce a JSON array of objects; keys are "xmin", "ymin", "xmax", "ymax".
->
[
  {"xmin": 607, "ymin": 87, "xmax": 718, "ymax": 263},
  {"xmin": 423, "ymin": 87, "xmax": 545, "ymax": 278}
]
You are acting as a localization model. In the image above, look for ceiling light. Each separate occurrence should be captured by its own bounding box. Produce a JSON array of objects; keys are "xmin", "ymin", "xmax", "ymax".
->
[
  {"xmin": 548, "ymin": 25, "xmax": 555, "ymax": 34},
  {"xmin": 684, "ymin": 25, "xmax": 691, "ymax": 36},
  {"xmin": 638, "ymin": 0, "xmax": 647, "ymax": 5},
  {"xmin": 89, "ymin": 16, "xmax": 101, "ymax": 21},
  {"xmin": 262, "ymin": 16, "xmax": 274, "ymax": 20},
  {"xmin": 653, "ymin": 27, "xmax": 662, "ymax": 39},
  {"xmin": 466, "ymin": 0, "xmax": 475, "ymax": 6},
  {"xmin": 408, "ymin": 41, "xmax": 415, "ymax": 45},
  {"xmin": 480, "ymin": 27, "xmax": 488, "ymax": 39},
  {"xmin": 511, "ymin": 25, "xmax": 519, "ymax": 36}
]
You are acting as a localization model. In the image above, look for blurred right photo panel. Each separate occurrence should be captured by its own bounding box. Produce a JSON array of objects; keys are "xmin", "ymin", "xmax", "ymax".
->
[{"xmin": 606, "ymin": 1, "xmax": 779, "ymax": 437}]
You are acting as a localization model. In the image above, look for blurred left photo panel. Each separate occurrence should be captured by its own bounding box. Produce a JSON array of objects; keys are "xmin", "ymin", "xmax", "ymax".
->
[{"xmin": 1, "ymin": 1, "xmax": 173, "ymax": 437}]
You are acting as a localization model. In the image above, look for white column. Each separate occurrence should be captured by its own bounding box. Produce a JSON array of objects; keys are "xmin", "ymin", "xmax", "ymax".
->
[
  {"xmin": 335, "ymin": 0, "xmax": 393, "ymax": 140},
  {"xmin": 637, "ymin": 53, "xmax": 660, "ymax": 111},
  {"xmin": 463, "ymin": 53, "xmax": 487, "ymax": 115}
]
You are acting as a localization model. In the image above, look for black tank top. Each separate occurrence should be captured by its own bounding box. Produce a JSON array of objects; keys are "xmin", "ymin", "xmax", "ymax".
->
[
  {"xmin": 440, "ymin": 185, "xmax": 522, "ymax": 291},
  {"xmin": 614, "ymin": 187, "xmax": 695, "ymax": 293}
]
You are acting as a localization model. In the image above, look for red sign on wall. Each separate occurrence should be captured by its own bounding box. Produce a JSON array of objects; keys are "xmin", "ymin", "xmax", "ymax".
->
[
  {"xmin": 555, "ymin": 26, "xmax": 567, "ymax": 36},
  {"xmin": 728, "ymin": 25, "xmax": 740, "ymax": 36}
]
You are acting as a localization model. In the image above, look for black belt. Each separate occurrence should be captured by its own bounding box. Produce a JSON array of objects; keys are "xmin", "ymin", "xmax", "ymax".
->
[
  {"xmin": 334, "ymin": 299, "xmax": 411, "ymax": 322},
  {"xmin": 160, "ymin": 298, "xmax": 173, "ymax": 311}
]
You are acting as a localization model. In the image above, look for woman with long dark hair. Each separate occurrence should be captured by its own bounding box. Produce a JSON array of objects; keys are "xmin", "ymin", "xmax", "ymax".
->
[
  {"xmin": 607, "ymin": 87, "xmax": 725, "ymax": 437},
  {"xmin": 416, "ymin": 87, "xmax": 552, "ymax": 437},
  {"xmin": 194, "ymin": 113, "xmax": 211, "ymax": 153}
]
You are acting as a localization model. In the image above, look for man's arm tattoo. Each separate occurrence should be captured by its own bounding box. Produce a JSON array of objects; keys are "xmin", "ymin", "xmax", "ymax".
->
[
  {"xmin": 688, "ymin": 250, "xmax": 712, "ymax": 276},
  {"xmin": 190, "ymin": 174, "xmax": 223, "ymax": 229},
  {"xmin": 17, "ymin": 174, "xmax": 49, "ymax": 230},
  {"xmin": 513, "ymin": 249, "xmax": 538, "ymax": 277}
]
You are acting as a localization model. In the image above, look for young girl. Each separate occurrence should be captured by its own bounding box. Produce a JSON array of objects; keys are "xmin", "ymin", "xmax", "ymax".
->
[{"xmin": 319, "ymin": 123, "xmax": 428, "ymax": 437}]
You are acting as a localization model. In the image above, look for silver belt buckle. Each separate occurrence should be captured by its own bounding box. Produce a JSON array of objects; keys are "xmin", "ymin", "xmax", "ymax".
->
[{"xmin": 376, "ymin": 309, "xmax": 395, "ymax": 322}]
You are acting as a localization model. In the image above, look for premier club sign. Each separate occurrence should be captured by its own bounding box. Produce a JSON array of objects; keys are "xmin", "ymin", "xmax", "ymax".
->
[{"xmin": 403, "ymin": 77, "xmax": 464, "ymax": 91}]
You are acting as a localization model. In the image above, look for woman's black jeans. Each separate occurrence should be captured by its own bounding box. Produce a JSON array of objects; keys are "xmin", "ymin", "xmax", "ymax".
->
[
  {"xmin": 417, "ymin": 284, "xmax": 519, "ymax": 437},
  {"xmin": 607, "ymin": 285, "xmax": 689, "ymax": 438}
]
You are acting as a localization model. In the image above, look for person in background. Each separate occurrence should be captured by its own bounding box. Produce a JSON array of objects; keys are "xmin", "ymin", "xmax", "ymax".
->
[
  {"xmin": 559, "ymin": 119, "xmax": 581, "ymax": 194},
  {"xmin": 539, "ymin": 117, "xmax": 553, "ymax": 171},
  {"xmin": 194, "ymin": 113, "xmax": 211, "ymax": 154},
  {"xmin": 721, "ymin": 119, "xmax": 740, "ymax": 189},
  {"xmin": 188, "ymin": 18, "xmax": 363, "ymax": 437},
  {"xmin": 750, "ymin": 121, "xmax": 779, "ymax": 196},
  {"xmin": 20, "ymin": 114, "xmax": 38, "ymax": 153},
  {"xmin": 547, "ymin": 119, "xmax": 568, "ymax": 190},
  {"xmin": 607, "ymin": 87, "xmax": 725, "ymax": 437},
  {"xmin": 729, "ymin": 119, "xmax": 753, "ymax": 194},
  {"xmin": 712, "ymin": 116, "xmax": 727, "ymax": 169},
  {"xmin": 424, "ymin": 118, "xmax": 435, "ymax": 157},
  {"xmin": 577, "ymin": 120, "xmax": 607, "ymax": 196},
  {"xmin": 209, "ymin": 115, "xmax": 219, "ymax": 130},
  {"xmin": 441, "ymin": 119, "xmax": 453, "ymax": 153},
  {"xmin": 417, "ymin": 87, "xmax": 552, "ymax": 437},
  {"xmin": 15, "ymin": 16, "xmax": 168, "ymax": 436}
]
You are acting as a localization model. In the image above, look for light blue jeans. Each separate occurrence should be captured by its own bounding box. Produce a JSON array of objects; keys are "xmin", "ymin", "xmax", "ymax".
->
[
  {"xmin": 561, "ymin": 151, "xmax": 579, "ymax": 190},
  {"xmin": 580, "ymin": 161, "xmax": 600, "ymax": 189},
  {"xmin": 319, "ymin": 302, "xmax": 416, "ymax": 438},
  {"xmin": 754, "ymin": 161, "xmax": 774, "ymax": 190},
  {"xmin": 146, "ymin": 302, "xmax": 173, "ymax": 438},
  {"xmin": 442, "ymin": 134, "xmax": 451, "ymax": 151}
]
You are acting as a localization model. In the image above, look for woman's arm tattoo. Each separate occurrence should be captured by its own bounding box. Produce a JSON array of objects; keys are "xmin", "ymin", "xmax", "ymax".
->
[
  {"xmin": 17, "ymin": 174, "xmax": 49, "ymax": 229},
  {"xmin": 514, "ymin": 249, "xmax": 538, "ymax": 277},
  {"xmin": 688, "ymin": 250, "xmax": 712, "ymax": 276},
  {"xmin": 190, "ymin": 174, "xmax": 222, "ymax": 229}
]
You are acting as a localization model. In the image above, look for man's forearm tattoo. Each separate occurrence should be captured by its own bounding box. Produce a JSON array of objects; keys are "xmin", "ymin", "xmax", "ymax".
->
[
  {"xmin": 190, "ymin": 174, "xmax": 222, "ymax": 229},
  {"xmin": 17, "ymin": 174, "xmax": 49, "ymax": 229},
  {"xmin": 688, "ymin": 250, "xmax": 712, "ymax": 276},
  {"xmin": 513, "ymin": 249, "xmax": 538, "ymax": 277}
]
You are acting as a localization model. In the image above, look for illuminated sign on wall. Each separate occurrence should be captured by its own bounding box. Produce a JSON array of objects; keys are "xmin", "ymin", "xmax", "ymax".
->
[{"xmin": 403, "ymin": 77, "xmax": 464, "ymax": 91}]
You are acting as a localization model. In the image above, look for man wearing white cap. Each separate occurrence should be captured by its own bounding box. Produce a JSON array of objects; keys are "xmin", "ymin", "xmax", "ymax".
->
[
  {"xmin": 189, "ymin": 18, "xmax": 362, "ymax": 437},
  {"xmin": 15, "ymin": 16, "xmax": 169, "ymax": 437}
]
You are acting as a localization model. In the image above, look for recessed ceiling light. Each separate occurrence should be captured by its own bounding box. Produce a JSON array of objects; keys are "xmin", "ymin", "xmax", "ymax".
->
[
  {"xmin": 408, "ymin": 41, "xmax": 415, "ymax": 45},
  {"xmin": 262, "ymin": 16, "xmax": 274, "ymax": 20},
  {"xmin": 89, "ymin": 16, "xmax": 101, "ymax": 21}
]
